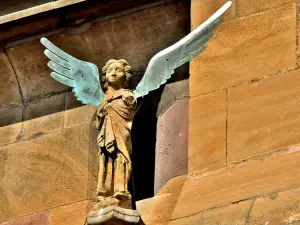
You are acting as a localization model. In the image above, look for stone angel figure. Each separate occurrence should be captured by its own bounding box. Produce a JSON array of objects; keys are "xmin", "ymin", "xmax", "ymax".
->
[{"xmin": 40, "ymin": 0, "xmax": 231, "ymax": 220}]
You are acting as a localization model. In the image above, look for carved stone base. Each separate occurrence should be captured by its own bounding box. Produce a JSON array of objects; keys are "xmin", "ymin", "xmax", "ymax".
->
[
  {"xmin": 84, "ymin": 196, "xmax": 142, "ymax": 225},
  {"xmin": 85, "ymin": 205, "xmax": 141, "ymax": 225}
]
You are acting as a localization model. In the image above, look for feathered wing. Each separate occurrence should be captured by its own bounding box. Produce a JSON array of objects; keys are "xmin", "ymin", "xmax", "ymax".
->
[
  {"xmin": 41, "ymin": 38, "xmax": 104, "ymax": 107},
  {"xmin": 134, "ymin": 1, "xmax": 232, "ymax": 98}
]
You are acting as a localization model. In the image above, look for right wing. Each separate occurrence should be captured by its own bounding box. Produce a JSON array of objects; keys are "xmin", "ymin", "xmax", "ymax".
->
[
  {"xmin": 41, "ymin": 38, "xmax": 104, "ymax": 107},
  {"xmin": 133, "ymin": 1, "xmax": 231, "ymax": 98}
]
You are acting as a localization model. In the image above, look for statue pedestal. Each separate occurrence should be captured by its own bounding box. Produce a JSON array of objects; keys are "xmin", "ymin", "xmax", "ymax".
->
[
  {"xmin": 84, "ymin": 196, "xmax": 142, "ymax": 225},
  {"xmin": 85, "ymin": 205, "xmax": 141, "ymax": 225}
]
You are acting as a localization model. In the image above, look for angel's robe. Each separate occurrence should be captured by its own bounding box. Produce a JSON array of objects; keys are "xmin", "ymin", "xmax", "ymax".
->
[{"xmin": 96, "ymin": 88, "xmax": 136, "ymax": 164}]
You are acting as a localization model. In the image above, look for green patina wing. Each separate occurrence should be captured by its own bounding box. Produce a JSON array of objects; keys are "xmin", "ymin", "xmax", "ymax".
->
[
  {"xmin": 41, "ymin": 38, "xmax": 104, "ymax": 107},
  {"xmin": 133, "ymin": 1, "xmax": 232, "ymax": 98}
]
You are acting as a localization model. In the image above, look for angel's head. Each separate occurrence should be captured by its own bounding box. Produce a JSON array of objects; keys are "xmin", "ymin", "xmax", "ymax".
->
[{"xmin": 102, "ymin": 59, "xmax": 132, "ymax": 91}]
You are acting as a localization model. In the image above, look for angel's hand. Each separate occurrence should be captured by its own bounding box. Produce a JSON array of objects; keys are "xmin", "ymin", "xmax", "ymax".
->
[{"xmin": 122, "ymin": 94, "xmax": 136, "ymax": 107}]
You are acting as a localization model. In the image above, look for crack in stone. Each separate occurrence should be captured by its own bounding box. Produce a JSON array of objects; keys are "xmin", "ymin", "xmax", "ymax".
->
[
  {"xmin": 4, "ymin": 49, "xmax": 24, "ymax": 116},
  {"xmin": 225, "ymin": 89, "xmax": 228, "ymax": 165},
  {"xmin": 245, "ymin": 198, "xmax": 255, "ymax": 225},
  {"xmin": 171, "ymin": 197, "xmax": 255, "ymax": 221}
]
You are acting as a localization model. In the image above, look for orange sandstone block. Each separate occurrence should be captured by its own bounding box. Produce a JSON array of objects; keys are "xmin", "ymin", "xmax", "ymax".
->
[
  {"xmin": 228, "ymin": 70, "xmax": 300, "ymax": 162},
  {"xmin": 50, "ymin": 201, "xmax": 88, "ymax": 225},
  {"xmin": 169, "ymin": 200, "xmax": 252, "ymax": 225},
  {"xmin": 137, "ymin": 194, "xmax": 174, "ymax": 224},
  {"xmin": 249, "ymin": 187, "xmax": 300, "ymax": 224},
  {"xmin": 237, "ymin": 0, "xmax": 293, "ymax": 16},
  {"xmin": 189, "ymin": 91, "xmax": 226, "ymax": 173},
  {"xmin": 137, "ymin": 175, "xmax": 186, "ymax": 225},
  {"xmin": 156, "ymin": 175, "xmax": 187, "ymax": 196},
  {"xmin": 0, "ymin": 212, "xmax": 48, "ymax": 225},
  {"xmin": 23, "ymin": 112, "xmax": 64, "ymax": 139},
  {"xmin": 190, "ymin": 3, "xmax": 296, "ymax": 97},
  {"xmin": 0, "ymin": 125, "xmax": 89, "ymax": 222},
  {"xmin": 172, "ymin": 146, "xmax": 300, "ymax": 219},
  {"xmin": 64, "ymin": 105, "xmax": 96, "ymax": 128}
]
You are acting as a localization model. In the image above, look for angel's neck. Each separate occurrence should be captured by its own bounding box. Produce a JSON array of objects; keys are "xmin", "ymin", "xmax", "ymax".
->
[{"xmin": 107, "ymin": 86, "xmax": 124, "ymax": 93}]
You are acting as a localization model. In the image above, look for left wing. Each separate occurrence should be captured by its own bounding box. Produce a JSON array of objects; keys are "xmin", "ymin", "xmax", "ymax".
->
[
  {"xmin": 134, "ymin": 1, "xmax": 232, "ymax": 98},
  {"xmin": 41, "ymin": 38, "xmax": 104, "ymax": 107}
]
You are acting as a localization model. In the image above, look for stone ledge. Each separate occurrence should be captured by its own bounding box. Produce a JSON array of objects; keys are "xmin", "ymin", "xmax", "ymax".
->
[{"xmin": 0, "ymin": 0, "xmax": 86, "ymax": 25}]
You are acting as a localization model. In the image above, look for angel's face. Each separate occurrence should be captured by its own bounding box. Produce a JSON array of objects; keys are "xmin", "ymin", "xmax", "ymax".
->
[{"xmin": 106, "ymin": 62, "xmax": 125, "ymax": 89}]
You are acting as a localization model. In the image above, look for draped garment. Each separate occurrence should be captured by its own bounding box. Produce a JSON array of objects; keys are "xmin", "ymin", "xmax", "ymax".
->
[{"xmin": 96, "ymin": 89, "xmax": 136, "ymax": 164}]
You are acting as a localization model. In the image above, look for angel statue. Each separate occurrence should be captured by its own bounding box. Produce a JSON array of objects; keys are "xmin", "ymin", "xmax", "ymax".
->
[{"xmin": 41, "ymin": 1, "xmax": 231, "ymax": 224}]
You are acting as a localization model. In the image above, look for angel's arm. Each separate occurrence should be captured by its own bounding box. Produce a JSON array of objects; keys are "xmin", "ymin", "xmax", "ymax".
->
[{"xmin": 133, "ymin": 1, "xmax": 232, "ymax": 98}]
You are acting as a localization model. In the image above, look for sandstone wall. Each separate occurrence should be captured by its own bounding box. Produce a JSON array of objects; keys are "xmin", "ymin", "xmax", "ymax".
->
[
  {"xmin": 0, "ymin": 1, "xmax": 190, "ymax": 224},
  {"xmin": 137, "ymin": 0, "xmax": 300, "ymax": 225}
]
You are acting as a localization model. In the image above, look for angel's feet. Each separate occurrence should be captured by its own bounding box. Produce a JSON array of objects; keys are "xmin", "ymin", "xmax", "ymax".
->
[
  {"xmin": 96, "ymin": 189, "xmax": 108, "ymax": 198},
  {"xmin": 113, "ymin": 191, "xmax": 131, "ymax": 201}
]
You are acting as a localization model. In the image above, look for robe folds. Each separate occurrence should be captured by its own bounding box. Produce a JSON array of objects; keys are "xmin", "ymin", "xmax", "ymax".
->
[{"xmin": 96, "ymin": 89, "xmax": 136, "ymax": 164}]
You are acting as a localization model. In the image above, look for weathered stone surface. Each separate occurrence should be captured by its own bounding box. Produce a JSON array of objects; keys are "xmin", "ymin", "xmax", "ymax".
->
[
  {"xmin": 249, "ymin": 187, "xmax": 300, "ymax": 225},
  {"xmin": 0, "ymin": 52, "xmax": 20, "ymax": 107},
  {"xmin": 61, "ymin": 123, "xmax": 90, "ymax": 150},
  {"xmin": 87, "ymin": 119, "xmax": 98, "ymax": 200},
  {"xmin": 0, "ymin": 211, "xmax": 49, "ymax": 225},
  {"xmin": 7, "ymin": 39, "xmax": 69, "ymax": 101},
  {"xmin": 156, "ymin": 86, "xmax": 176, "ymax": 117},
  {"xmin": 137, "ymin": 194, "xmax": 173, "ymax": 224},
  {"xmin": 0, "ymin": 106, "xmax": 22, "ymax": 127},
  {"xmin": 0, "ymin": 123, "xmax": 22, "ymax": 146},
  {"xmin": 0, "ymin": 124, "xmax": 89, "ymax": 222},
  {"xmin": 237, "ymin": 0, "xmax": 293, "ymax": 16},
  {"xmin": 23, "ymin": 111, "xmax": 63, "ymax": 139},
  {"xmin": 169, "ymin": 200, "xmax": 252, "ymax": 225},
  {"xmin": 167, "ymin": 79, "xmax": 189, "ymax": 100},
  {"xmin": 191, "ymin": 0, "xmax": 236, "ymax": 29},
  {"xmin": 64, "ymin": 105, "xmax": 96, "ymax": 129},
  {"xmin": 24, "ymin": 93, "xmax": 65, "ymax": 121},
  {"xmin": 50, "ymin": 200, "xmax": 88, "ymax": 225},
  {"xmin": 137, "ymin": 175, "xmax": 186, "ymax": 225},
  {"xmin": 189, "ymin": 91, "xmax": 226, "ymax": 173},
  {"xmin": 157, "ymin": 79, "xmax": 190, "ymax": 117},
  {"xmin": 156, "ymin": 175, "xmax": 187, "ymax": 196},
  {"xmin": 190, "ymin": 3, "xmax": 296, "ymax": 97},
  {"xmin": 171, "ymin": 146, "xmax": 300, "ymax": 219},
  {"xmin": 155, "ymin": 99, "xmax": 188, "ymax": 193},
  {"xmin": 228, "ymin": 70, "xmax": 300, "ymax": 162}
]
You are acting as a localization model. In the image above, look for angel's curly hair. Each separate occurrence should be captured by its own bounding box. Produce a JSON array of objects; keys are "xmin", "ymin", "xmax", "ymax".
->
[{"xmin": 101, "ymin": 59, "xmax": 132, "ymax": 90}]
